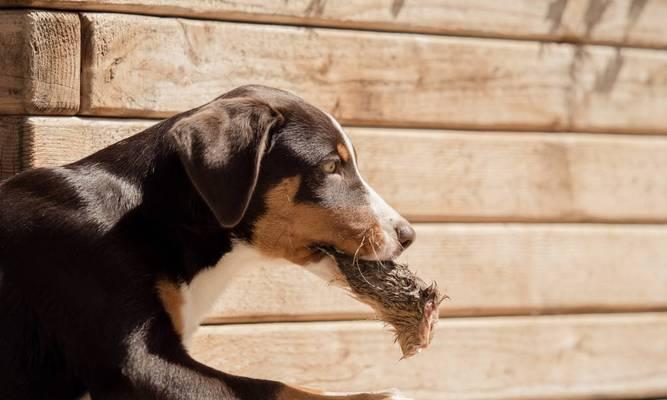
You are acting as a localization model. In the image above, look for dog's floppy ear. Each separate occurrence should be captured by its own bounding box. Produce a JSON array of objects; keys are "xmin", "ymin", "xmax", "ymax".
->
[{"xmin": 170, "ymin": 97, "xmax": 283, "ymax": 227}]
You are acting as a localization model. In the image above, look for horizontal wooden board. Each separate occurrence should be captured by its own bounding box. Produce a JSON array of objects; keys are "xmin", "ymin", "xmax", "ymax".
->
[
  {"xmin": 352, "ymin": 129, "xmax": 667, "ymax": 222},
  {"xmin": 4, "ymin": 1, "xmax": 667, "ymax": 49},
  {"xmin": 79, "ymin": 12, "xmax": 574, "ymax": 130},
  {"xmin": 0, "ymin": 10, "xmax": 79, "ymax": 115},
  {"xmin": 190, "ymin": 314, "xmax": 667, "ymax": 399},
  {"xmin": 5, "ymin": 117, "xmax": 667, "ymax": 223},
  {"xmin": 78, "ymin": 13, "xmax": 667, "ymax": 133}
]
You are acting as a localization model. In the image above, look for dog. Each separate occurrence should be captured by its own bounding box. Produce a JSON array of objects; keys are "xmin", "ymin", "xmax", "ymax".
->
[{"xmin": 0, "ymin": 85, "xmax": 416, "ymax": 400}]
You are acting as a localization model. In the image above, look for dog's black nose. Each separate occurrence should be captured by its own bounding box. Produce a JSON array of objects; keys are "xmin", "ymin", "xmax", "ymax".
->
[{"xmin": 395, "ymin": 220, "xmax": 416, "ymax": 250}]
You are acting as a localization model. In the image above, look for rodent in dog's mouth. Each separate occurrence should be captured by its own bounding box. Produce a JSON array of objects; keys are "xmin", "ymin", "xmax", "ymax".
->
[{"xmin": 316, "ymin": 246, "xmax": 446, "ymax": 358}]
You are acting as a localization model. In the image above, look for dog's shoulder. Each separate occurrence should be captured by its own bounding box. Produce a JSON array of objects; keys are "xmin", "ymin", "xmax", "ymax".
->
[
  {"xmin": 1, "ymin": 167, "xmax": 81, "ymax": 227},
  {"xmin": 3, "ymin": 163, "xmax": 134, "ymax": 220}
]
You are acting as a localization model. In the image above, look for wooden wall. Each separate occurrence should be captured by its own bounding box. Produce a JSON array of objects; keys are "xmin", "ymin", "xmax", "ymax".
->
[{"xmin": 1, "ymin": 1, "xmax": 667, "ymax": 399}]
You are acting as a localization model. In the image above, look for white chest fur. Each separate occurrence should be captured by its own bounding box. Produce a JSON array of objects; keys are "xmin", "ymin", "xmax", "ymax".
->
[
  {"xmin": 177, "ymin": 241, "xmax": 343, "ymax": 345},
  {"xmin": 178, "ymin": 242, "xmax": 276, "ymax": 344}
]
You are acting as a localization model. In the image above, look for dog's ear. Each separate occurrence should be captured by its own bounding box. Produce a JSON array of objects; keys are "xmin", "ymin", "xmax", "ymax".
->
[{"xmin": 169, "ymin": 97, "xmax": 284, "ymax": 227}]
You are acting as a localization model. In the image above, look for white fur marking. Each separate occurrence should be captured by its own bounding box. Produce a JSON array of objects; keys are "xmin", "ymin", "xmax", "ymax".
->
[
  {"xmin": 325, "ymin": 112, "xmax": 403, "ymax": 260},
  {"xmin": 179, "ymin": 242, "xmax": 280, "ymax": 344},
  {"xmin": 179, "ymin": 242, "xmax": 357, "ymax": 345}
]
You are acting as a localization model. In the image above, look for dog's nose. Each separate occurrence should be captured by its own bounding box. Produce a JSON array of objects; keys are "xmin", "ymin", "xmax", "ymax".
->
[{"xmin": 395, "ymin": 220, "xmax": 416, "ymax": 250}]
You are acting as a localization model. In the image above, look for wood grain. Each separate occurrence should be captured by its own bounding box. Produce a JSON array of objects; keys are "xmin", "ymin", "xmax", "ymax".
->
[
  {"xmin": 0, "ymin": 117, "xmax": 21, "ymax": 181},
  {"xmin": 79, "ymin": 13, "xmax": 574, "ymax": 130},
  {"xmin": 4, "ymin": 1, "xmax": 667, "ymax": 48},
  {"xmin": 5, "ymin": 117, "xmax": 667, "ymax": 223},
  {"xmin": 352, "ymin": 129, "xmax": 667, "ymax": 222},
  {"xmin": 572, "ymin": 45, "xmax": 667, "ymax": 133},
  {"xmin": 0, "ymin": 10, "xmax": 79, "ymax": 115},
  {"xmin": 16, "ymin": 117, "xmax": 153, "ymax": 170},
  {"xmin": 565, "ymin": 0, "xmax": 667, "ymax": 48},
  {"xmin": 190, "ymin": 314, "xmax": 667, "ymax": 399},
  {"xmin": 78, "ymin": 13, "xmax": 667, "ymax": 133}
]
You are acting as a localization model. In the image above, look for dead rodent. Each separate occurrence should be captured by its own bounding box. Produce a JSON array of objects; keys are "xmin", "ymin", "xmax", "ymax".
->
[{"xmin": 319, "ymin": 247, "xmax": 445, "ymax": 358}]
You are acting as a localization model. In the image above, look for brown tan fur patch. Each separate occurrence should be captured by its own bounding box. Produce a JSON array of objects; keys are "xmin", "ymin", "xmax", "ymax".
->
[
  {"xmin": 156, "ymin": 279, "xmax": 184, "ymax": 335},
  {"xmin": 252, "ymin": 176, "xmax": 384, "ymax": 265},
  {"xmin": 336, "ymin": 143, "xmax": 350, "ymax": 163}
]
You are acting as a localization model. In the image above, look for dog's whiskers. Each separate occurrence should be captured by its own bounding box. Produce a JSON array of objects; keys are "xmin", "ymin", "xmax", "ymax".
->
[
  {"xmin": 352, "ymin": 233, "xmax": 365, "ymax": 265},
  {"xmin": 368, "ymin": 235, "xmax": 388, "ymax": 270},
  {"xmin": 352, "ymin": 235, "xmax": 381, "ymax": 290}
]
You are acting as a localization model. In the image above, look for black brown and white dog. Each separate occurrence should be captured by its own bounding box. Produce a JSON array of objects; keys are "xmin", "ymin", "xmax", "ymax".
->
[{"xmin": 0, "ymin": 85, "xmax": 416, "ymax": 400}]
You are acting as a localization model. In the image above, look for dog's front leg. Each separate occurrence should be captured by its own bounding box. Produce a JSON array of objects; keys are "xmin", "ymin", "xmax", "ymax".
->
[
  {"xmin": 84, "ymin": 313, "xmax": 282, "ymax": 400},
  {"xmin": 87, "ymin": 315, "xmax": 409, "ymax": 400}
]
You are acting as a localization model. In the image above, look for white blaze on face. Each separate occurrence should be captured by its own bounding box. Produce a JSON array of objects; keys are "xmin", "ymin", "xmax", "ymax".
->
[{"xmin": 325, "ymin": 112, "xmax": 404, "ymax": 261}]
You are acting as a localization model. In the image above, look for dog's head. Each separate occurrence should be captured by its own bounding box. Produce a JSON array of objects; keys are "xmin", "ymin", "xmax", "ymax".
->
[{"xmin": 170, "ymin": 85, "xmax": 414, "ymax": 265}]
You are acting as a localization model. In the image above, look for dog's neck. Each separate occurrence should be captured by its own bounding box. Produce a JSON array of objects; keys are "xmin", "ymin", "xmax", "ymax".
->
[{"xmin": 81, "ymin": 121, "xmax": 228, "ymax": 230}]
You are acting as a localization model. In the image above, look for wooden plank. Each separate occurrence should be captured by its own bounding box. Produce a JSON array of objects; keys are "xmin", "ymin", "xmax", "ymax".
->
[
  {"xmin": 79, "ymin": 12, "xmax": 574, "ymax": 130},
  {"xmin": 0, "ymin": 0, "xmax": 579, "ymax": 39},
  {"xmin": 5, "ymin": 117, "xmax": 667, "ymax": 223},
  {"xmin": 5, "ymin": 1, "xmax": 667, "ymax": 49},
  {"xmin": 191, "ymin": 314, "xmax": 667, "ymax": 399},
  {"xmin": 352, "ymin": 129, "xmax": 667, "ymax": 222},
  {"xmin": 0, "ymin": 10, "xmax": 79, "ymax": 115},
  {"xmin": 78, "ymin": 13, "xmax": 667, "ymax": 133}
]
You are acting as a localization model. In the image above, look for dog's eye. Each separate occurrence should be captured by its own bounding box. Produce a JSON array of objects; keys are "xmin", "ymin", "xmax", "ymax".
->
[{"xmin": 321, "ymin": 160, "xmax": 339, "ymax": 174}]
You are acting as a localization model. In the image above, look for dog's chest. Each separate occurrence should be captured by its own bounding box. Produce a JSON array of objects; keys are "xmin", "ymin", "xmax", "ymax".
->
[{"xmin": 176, "ymin": 242, "xmax": 275, "ymax": 344}]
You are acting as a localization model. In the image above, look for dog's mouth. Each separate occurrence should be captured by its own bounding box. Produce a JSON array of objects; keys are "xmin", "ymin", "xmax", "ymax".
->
[
  {"xmin": 316, "ymin": 246, "xmax": 445, "ymax": 358},
  {"xmin": 309, "ymin": 243, "xmax": 397, "ymax": 263}
]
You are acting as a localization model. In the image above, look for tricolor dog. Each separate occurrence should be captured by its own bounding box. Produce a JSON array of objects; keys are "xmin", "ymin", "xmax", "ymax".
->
[{"xmin": 0, "ymin": 85, "xmax": 416, "ymax": 400}]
